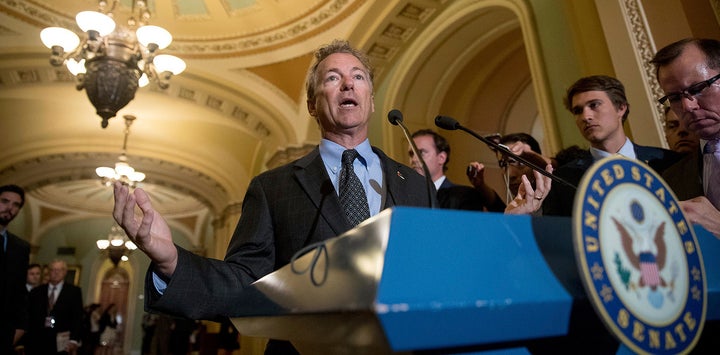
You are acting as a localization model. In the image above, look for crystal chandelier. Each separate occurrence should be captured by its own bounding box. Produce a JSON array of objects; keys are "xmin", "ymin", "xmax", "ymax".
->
[
  {"xmin": 96, "ymin": 114, "xmax": 146, "ymax": 186},
  {"xmin": 97, "ymin": 224, "xmax": 137, "ymax": 266},
  {"xmin": 39, "ymin": 0, "xmax": 186, "ymax": 128}
]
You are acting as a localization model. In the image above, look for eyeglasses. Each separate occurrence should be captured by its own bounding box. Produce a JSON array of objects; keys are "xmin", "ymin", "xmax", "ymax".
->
[{"xmin": 658, "ymin": 72, "xmax": 720, "ymax": 106}]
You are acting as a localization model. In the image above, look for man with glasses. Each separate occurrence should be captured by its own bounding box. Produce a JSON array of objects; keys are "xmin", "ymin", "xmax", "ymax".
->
[{"xmin": 652, "ymin": 38, "xmax": 720, "ymax": 238}]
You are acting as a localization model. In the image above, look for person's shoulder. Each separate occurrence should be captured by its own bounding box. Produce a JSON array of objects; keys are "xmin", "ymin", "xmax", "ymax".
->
[
  {"xmin": 255, "ymin": 146, "xmax": 321, "ymax": 180},
  {"xmin": 634, "ymin": 144, "xmax": 683, "ymax": 171},
  {"xmin": 555, "ymin": 150, "xmax": 593, "ymax": 174},
  {"xmin": 6, "ymin": 232, "xmax": 30, "ymax": 249}
]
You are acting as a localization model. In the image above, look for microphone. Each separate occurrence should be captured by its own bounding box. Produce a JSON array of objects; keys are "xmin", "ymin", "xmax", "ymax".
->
[
  {"xmin": 434, "ymin": 115, "xmax": 576, "ymax": 190},
  {"xmin": 387, "ymin": 109, "xmax": 437, "ymax": 208},
  {"xmin": 388, "ymin": 109, "xmax": 403, "ymax": 125}
]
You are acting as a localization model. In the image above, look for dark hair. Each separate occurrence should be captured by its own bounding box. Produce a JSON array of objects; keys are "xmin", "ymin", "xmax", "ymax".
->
[
  {"xmin": 0, "ymin": 184, "xmax": 25, "ymax": 208},
  {"xmin": 28, "ymin": 263, "xmax": 41, "ymax": 271},
  {"xmin": 553, "ymin": 145, "xmax": 591, "ymax": 167},
  {"xmin": 564, "ymin": 75, "xmax": 630, "ymax": 122},
  {"xmin": 651, "ymin": 38, "xmax": 720, "ymax": 78},
  {"xmin": 411, "ymin": 129, "xmax": 450, "ymax": 172},
  {"xmin": 305, "ymin": 39, "xmax": 374, "ymax": 103},
  {"xmin": 500, "ymin": 133, "xmax": 542, "ymax": 154}
]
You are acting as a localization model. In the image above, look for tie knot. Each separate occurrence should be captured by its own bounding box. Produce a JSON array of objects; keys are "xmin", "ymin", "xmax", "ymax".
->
[
  {"xmin": 342, "ymin": 149, "xmax": 360, "ymax": 166},
  {"xmin": 704, "ymin": 140, "xmax": 720, "ymax": 154}
]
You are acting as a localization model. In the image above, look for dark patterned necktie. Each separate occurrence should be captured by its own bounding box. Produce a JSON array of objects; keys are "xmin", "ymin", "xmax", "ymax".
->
[
  {"xmin": 339, "ymin": 149, "xmax": 370, "ymax": 227},
  {"xmin": 48, "ymin": 285, "xmax": 56, "ymax": 311},
  {"xmin": 703, "ymin": 139, "xmax": 720, "ymax": 209}
]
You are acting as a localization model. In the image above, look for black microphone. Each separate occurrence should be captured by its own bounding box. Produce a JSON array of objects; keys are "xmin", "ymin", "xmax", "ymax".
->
[
  {"xmin": 434, "ymin": 115, "xmax": 460, "ymax": 130},
  {"xmin": 434, "ymin": 115, "xmax": 576, "ymax": 190},
  {"xmin": 387, "ymin": 109, "xmax": 437, "ymax": 208},
  {"xmin": 388, "ymin": 109, "xmax": 403, "ymax": 125}
]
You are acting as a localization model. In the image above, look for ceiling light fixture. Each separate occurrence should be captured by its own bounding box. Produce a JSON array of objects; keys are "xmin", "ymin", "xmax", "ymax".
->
[
  {"xmin": 39, "ymin": 0, "xmax": 186, "ymax": 128},
  {"xmin": 96, "ymin": 114, "xmax": 146, "ymax": 186},
  {"xmin": 97, "ymin": 224, "xmax": 137, "ymax": 266}
]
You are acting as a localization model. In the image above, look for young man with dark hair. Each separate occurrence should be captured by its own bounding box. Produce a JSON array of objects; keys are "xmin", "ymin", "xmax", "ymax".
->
[{"xmin": 542, "ymin": 75, "xmax": 681, "ymax": 216}]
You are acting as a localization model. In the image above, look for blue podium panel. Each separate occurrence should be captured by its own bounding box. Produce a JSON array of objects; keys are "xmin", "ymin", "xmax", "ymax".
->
[
  {"xmin": 229, "ymin": 207, "xmax": 720, "ymax": 353},
  {"xmin": 696, "ymin": 225, "xmax": 720, "ymax": 320},
  {"xmin": 376, "ymin": 208, "xmax": 572, "ymax": 351}
]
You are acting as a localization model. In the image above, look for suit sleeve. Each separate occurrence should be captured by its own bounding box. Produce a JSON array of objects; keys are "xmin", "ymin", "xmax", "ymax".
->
[
  {"xmin": 10, "ymin": 237, "xmax": 30, "ymax": 332},
  {"xmin": 145, "ymin": 176, "xmax": 276, "ymax": 320}
]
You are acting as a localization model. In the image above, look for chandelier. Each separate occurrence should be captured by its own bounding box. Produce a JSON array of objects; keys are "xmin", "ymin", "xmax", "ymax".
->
[
  {"xmin": 96, "ymin": 114, "xmax": 146, "ymax": 186},
  {"xmin": 97, "ymin": 224, "xmax": 137, "ymax": 266},
  {"xmin": 39, "ymin": 0, "xmax": 186, "ymax": 128}
]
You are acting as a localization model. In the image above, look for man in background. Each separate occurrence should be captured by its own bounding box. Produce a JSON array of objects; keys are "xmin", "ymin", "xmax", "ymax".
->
[
  {"xmin": 467, "ymin": 132, "xmax": 551, "ymax": 203},
  {"xmin": 26, "ymin": 264, "xmax": 42, "ymax": 292},
  {"xmin": 409, "ymin": 129, "xmax": 505, "ymax": 212},
  {"xmin": 663, "ymin": 105, "xmax": 699, "ymax": 154},
  {"xmin": 26, "ymin": 260, "xmax": 84, "ymax": 355},
  {"xmin": 542, "ymin": 75, "xmax": 681, "ymax": 216},
  {"xmin": 0, "ymin": 184, "xmax": 29, "ymax": 354}
]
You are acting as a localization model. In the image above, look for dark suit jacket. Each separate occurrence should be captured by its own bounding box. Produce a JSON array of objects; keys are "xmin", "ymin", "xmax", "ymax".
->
[
  {"xmin": 437, "ymin": 178, "xmax": 506, "ymax": 212},
  {"xmin": 662, "ymin": 150, "xmax": 704, "ymax": 201},
  {"xmin": 26, "ymin": 282, "xmax": 84, "ymax": 355},
  {"xmin": 145, "ymin": 146, "xmax": 432, "ymax": 320},
  {"xmin": 543, "ymin": 144, "xmax": 682, "ymax": 216},
  {"xmin": 0, "ymin": 232, "xmax": 29, "ymax": 352}
]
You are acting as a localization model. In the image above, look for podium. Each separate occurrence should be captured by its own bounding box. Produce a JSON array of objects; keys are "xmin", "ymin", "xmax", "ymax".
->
[{"xmin": 230, "ymin": 207, "xmax": 720, "ymax": 354}]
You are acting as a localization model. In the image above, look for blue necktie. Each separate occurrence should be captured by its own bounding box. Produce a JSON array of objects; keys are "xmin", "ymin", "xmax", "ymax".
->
[
  {"xmin": 703, "ymin": 139, "xmax": 720, "ymax": 209},
  {"xmin": 339, "ymin": 149, "xmax": 370, "ymax": 227}
]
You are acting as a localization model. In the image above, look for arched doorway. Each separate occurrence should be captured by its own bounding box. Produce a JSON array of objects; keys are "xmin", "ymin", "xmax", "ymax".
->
[{"xmin": 98, "ymin": 267, "xmax": 130, "ymax": 353}]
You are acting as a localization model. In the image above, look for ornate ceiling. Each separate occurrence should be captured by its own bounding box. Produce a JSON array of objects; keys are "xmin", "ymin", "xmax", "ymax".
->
[{"xmin": 1, "ymin": 0, "xmax": 479, "ymax": 248}]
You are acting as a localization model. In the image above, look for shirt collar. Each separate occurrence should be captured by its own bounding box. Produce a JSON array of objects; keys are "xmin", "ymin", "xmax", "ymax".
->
[
  {"xmin": 319, "ymin": 138, "xmax": 374, "ymax": 173},
  {"xmin": 433, "ymin": 175, "xmax": 446, "ymax": 190},
  {"xmin": 590, "ymin": 138, "xmax": 635, "ymax": 161}
]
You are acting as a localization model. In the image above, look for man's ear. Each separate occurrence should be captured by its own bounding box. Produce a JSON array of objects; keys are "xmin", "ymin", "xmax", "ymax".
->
[
  {"xmin": 618, "ymin": 103, "xmax": 628, "ymax": 118},
  {"xmin": 307, "ymin": 100, "xmax": 317, "ymax": 117},
  {"xmin": 438, "ymin": 151, "xmax": 448, "ymax": 165}
]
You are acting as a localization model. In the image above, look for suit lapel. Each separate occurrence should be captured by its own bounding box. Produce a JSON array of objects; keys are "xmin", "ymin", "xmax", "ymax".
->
[
  {"xmin": 293, "ymin": 148, "xmax": 349, "ymax": 235},
  {"xmin": 376, "ymin": 148, "xmax": 409, "ymax": 208}
]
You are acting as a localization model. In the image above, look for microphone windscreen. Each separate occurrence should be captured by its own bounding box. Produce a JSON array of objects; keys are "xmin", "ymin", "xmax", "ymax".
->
[
  {"xmin": 434, "ymin": 115, "xmax": 459, "ymax": 130},
  {"xmin": 387, "ymin": 109, "xmax": 403, "ymax": 125}
]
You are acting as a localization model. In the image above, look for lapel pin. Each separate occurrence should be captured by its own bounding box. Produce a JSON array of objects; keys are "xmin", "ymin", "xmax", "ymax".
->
[{"xmin": 397, "ymin": 171, "xmax": 405, "ymax": 180}]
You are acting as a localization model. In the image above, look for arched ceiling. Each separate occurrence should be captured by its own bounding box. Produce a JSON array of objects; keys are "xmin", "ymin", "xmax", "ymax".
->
[{"xmin": 0, "ymin": 0, "xmax": 537, "ymax": 251}]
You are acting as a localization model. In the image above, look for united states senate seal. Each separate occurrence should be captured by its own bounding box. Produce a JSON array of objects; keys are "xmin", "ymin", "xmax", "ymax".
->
[{"xmin": 573, "ymin": 155, "xmax": 706, "ymax": 354}]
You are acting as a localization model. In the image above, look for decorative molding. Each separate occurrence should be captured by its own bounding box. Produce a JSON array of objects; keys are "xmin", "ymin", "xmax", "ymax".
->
[
  {"xmin": 0, "ymin": 65, "xmax": 274, "ymax": 139},
  {"xmin": 621, "ymin": 0, "xmax": 664, "ymax": 115},
  {"xmin": 0, "ymin": 151, "xmax": 225, "ymax": 214},
  {"xmin": 361, "ymin": 1, "xmax": 451, "ymax": 82}
]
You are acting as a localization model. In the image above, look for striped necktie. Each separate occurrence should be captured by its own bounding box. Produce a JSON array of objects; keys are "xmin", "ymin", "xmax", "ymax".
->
[
  {"xmin": 48, "ymin": 285, "xmax": 57, "ymax": 311},
  {"xmin": 703, "ymin": 139, "xmax": 720, "ymax": 209}
]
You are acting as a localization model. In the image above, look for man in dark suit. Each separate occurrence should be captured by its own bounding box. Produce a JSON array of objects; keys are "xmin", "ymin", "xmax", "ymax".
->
[
  {"xmin": 652, "ymin": 38, "xmax": 720, "ymax": 238},
  {"xmin": 26, "ymin": 259, "xmax": 84, "ymax": 355},
  {"xmin": 409, "ymin": 129, "xmax": 506, "ymax": 212},
  {"xmin": 0, "ymin": 184, "xmax": 29, "ymax": 354},
  {"xmin": 112, "ymin": 40, "xmax": 433, "ymax": 354},
  {"xmin": 543, "ymin": 75, "xmax": 681, "ymax": 217}
]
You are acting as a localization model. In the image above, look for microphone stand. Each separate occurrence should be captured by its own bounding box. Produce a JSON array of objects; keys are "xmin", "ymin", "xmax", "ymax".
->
[
  {"xmin": 435, "ymin": 116, "xmax": 576, "ymax": 190},
  {"xmin": 398, "ymin": 123, "xmax": 438, "ymax": 209},
  {"xmin": 388, "ymin": 109, "xmax": 437, "ymax": 208}
]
